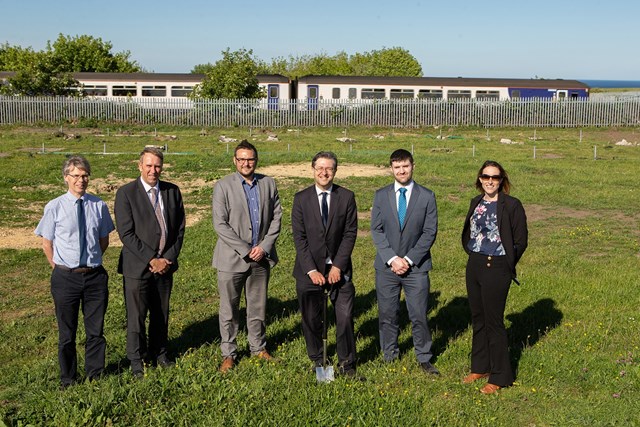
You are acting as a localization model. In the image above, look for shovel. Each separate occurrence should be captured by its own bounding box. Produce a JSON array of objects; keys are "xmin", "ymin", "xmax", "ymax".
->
[{"xmin": 315, "ymin": 286, "xmax": 334, "ymax": 383}]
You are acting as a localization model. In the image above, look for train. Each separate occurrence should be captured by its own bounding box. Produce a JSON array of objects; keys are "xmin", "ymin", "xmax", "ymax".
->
[{"xmin": 1, "ymin": 71, "xmax": 590, "ymax": 109}]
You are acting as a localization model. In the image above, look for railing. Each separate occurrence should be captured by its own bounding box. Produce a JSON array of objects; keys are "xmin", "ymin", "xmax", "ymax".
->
[{"xmin": 1, "ymin": 96, "xmax": 639, "ymax": 127}]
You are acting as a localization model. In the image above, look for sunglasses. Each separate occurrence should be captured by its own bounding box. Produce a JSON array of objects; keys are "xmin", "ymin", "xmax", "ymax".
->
[{"xmin": 479, "ymin": 174, "xmax": 502, "ymax": 181}]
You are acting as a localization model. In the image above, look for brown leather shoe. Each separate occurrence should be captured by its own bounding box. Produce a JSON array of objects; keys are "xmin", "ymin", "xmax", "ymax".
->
[
  {"xmin": 219, "ymin": 357, "xmax": 234, "ymax": 374},
  {"xmin": 255, "ymin": 350, "xmax": 274, "ymax": 361},
  {"xmin": 480, "ymin": 383, "xmax": 501, "ymax": 394},
  {"xmin": 463, "ymin": 372, "xmax": 490, "ymax": 384}
]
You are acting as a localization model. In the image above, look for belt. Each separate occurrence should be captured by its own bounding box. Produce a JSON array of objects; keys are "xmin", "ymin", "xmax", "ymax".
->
[{"xmin": 55, "ymin": 264, "xmax": 101, "ymax": 274}]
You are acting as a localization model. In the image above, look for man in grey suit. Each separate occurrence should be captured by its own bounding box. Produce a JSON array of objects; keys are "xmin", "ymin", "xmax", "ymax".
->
[
  {"xmin": 212, "ymin": 140, "xmax": 282, "ymax": 373},
  {"xmin": 371, "ymin": 149, "xmax": 439, "ymax": 374}
]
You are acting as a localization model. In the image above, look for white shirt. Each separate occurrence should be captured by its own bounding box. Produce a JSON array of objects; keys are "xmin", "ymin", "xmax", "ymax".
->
[{"xmin": 140, "ymin": 177, "xmax": 166, "ymax": 234}]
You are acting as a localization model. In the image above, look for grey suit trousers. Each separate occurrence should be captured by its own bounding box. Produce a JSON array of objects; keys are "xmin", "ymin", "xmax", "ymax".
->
[
  {"xmin": 218, "ymin": 260, "xmax": 270, "ymax": 359},
  {"xmin": 375, "ymin": 267, "xmax": 434, "ymax": 364}
]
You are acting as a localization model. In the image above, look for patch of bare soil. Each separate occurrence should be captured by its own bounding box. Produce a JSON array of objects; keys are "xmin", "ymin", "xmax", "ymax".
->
[
  {"xmin": 259, "ymin": 162, "xmax": 389, "ymax": 179},
  {"xmin": 525, "ymin": 204, "xmax": 594, "ymax": 222},
  {"xmin": 1, "ymin": 162, "xmax": 385, "ymax": 250}
]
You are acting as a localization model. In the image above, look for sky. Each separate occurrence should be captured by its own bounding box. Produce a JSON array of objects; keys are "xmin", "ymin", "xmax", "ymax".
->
[{"xmin": 2, "ymin": 0, "xmax": 639, "ymax": 80}]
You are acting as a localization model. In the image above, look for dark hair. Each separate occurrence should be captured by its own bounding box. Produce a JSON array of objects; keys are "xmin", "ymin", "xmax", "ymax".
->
[
  {"xmin": 389, "ymin": 149, "xmax": 413, "ymax": 165},
  {"xmin": 475, "ymin": 160, "xmax": 511, "ymax": 194},
  {"xmin": 139, "ymin": 146, "xmax": 164, "ymax": 164},
  {"xmin": 234, "ymin": 139, "xmax": 258, "ymax": 158},
  {"xmin": 62, "ymin": 155, "xmax": 91, "ymax": 178},
  {"xmin": 311, "ymin": 151, "xmax": 338, "ymax": 169}
]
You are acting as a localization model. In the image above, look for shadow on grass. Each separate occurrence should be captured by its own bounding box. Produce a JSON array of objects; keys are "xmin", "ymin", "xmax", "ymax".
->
[
  {"xmin": 355, "ymin": 289, "xmax": 469, "ymax": 365},
  {"xmin": 507, "ymin": 297, "xmax": 563, "ymax": 377},
  {"xmin": 430, "ymin": 295, "xmax": 471, "ymax": 362},
  {"xmin": 167, "ymin": 295, "xmax": 301, "ymax": 360}
]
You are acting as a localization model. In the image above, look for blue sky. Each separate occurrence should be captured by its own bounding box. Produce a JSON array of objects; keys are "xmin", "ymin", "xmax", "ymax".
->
[{"xmin": 2, "ymin": 0, "xmax": 638, "ymax": 80}]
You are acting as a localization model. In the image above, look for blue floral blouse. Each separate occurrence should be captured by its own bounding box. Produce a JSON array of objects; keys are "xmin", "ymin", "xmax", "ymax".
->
[{"xmin": 467, "ymin": 200, "xmax": 506, "ymax": 256}]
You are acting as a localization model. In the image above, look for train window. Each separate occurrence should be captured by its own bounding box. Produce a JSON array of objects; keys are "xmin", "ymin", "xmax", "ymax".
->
[
  {"xmin": 390, "ymin": 89, "xmax": 415, "ymax": 99},
  {"xmin": 142, "ymin": 86, "xmax": 167, "ymax": 97},
  {"xmin": 418, "ymin": 89, "xmax": 443, "ymax": 100},
  {"xmin": 82, "ymin": 85, "xmax": 108, "ymax": 96},
  {"xmin": 332, "ymin": 88, "xmax": 341, "ymax": 99},
  {"xmin": 171, "ymin": 86, "xmax": 194, "ymax": 97},
  {"xmin": 361, "ymin": 88, "xmax": 385, "ymax": 99},
  {"xmin": 348, "ymin": 88, "xmax": 357, "ymax": 99},
  {"xmin": 447, "ymin": 90, "xmax": 472, "ymax": 100},
  {"xmin": 511, "ymin": 90, "xmax": 521, "ymax": 99},
  {"xmin": 112, "ymin": 85, "xmax": 137, "ymax": 97},
  {"xmin": 475, "ymin": 90, "xmax": 500, "ymax": 100}
]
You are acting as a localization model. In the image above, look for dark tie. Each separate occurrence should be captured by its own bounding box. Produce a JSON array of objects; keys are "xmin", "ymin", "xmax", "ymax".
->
[
  {"xmin": 77, "ymin": 198, "xmax": 87, "ymax": 266},
  {"xmin": 321, "ymin": 192, "xmax": 328, "ymax": 228},
  {"xmin": 398, "ymin": 187, "xmax": 407, "ymax": 229},
  {"xmin": 150, "ymin": 188, "xmax": 167, "ymax": 255}
]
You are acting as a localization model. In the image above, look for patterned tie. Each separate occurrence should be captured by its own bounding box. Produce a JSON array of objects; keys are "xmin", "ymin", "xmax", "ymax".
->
[
  {"xmin": 150, "ymin": 188, "xmax": 166, "ymax": 255},
  {"xmin": 321, "ymin": 192, "xmax": 328, "ymax": 228},
  {"xmin": 398, "ymin": 187, "xmax": 407, "ymax": 229},
  {"xmin": 77, "ymin": 198, "xmax": 87, "ymax": 266}
]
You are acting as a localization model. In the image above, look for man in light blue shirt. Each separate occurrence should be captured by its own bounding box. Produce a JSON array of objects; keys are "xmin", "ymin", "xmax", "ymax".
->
[{"xmin": 35, "ymin": 156, "xmax": 114, "ymax": 389}]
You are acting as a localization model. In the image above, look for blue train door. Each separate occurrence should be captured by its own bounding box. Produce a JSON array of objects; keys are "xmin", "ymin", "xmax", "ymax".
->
[
  {"xmin": 267, "ymin": 84, "xmax": 279, "ymax": 110},
  {"xmin": 308, "ymin": 85, "xmax": 319, "ymax": 110}
]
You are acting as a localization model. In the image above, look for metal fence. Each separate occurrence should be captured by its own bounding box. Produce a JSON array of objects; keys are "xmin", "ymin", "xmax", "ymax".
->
[{"xmin": 1, "ymin": 96, "xmax": 640, "ymax": 127}]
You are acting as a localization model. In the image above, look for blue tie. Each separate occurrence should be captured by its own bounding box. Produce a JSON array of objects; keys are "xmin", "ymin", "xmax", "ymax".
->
[
  {"xmin": 398, "ymin": 187, "xmax": 407, "ymax": 229},
  {"xmin": 77, "ymin": 198, "xmax": 87, "ymax": 266}
]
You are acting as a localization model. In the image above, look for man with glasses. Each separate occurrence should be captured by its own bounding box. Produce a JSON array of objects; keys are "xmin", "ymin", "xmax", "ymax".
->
[
  {"xmin": 115, "ymin": 147, "xmax": 185, "ymax": 379},
  {"xmin": 291, "ymin": 151, "xmax": 360, "ymax": 378},
  {"xmin": 212, "ymin": 140, "xmax": 282, "ymax": 373},
  {"xmin": 35, "ymin": 156, "xmax": 115, "ymax": 389}
]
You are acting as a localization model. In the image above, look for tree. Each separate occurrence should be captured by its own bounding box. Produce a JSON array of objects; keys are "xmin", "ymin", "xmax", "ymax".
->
[
  {"xmin": 262, "ymin": 47, "xmax": 422, "ymax": 79},
  {"xmin": 350, "ymin": 47, "xmax": 422, "ymax": 77},
  {"xmin": 46, "ymin": 34, "xmax": 141, "ymax": 73},
  {"xmin": 0, "ymin": 34, "xmax": 141, "ymax": 95},
  {"xmin": 191, "ymin": 48, "xmax": 265, "ymax": 99}
]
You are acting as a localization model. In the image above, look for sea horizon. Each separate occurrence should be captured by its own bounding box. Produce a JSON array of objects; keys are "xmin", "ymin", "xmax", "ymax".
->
[{"xmin": 578, "ymin": 79, "xmax": 640, "ymax": 88}]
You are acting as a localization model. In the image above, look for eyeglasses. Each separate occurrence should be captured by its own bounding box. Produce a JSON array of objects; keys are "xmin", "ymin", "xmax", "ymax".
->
[
  {"xmin": 67, "ymin": 174, "xmax": 90, "ymax": 181},
  {"xmin": 479, "ymin": 174, "xmax": 502, "ymax": 182},
  {"xmin": 313, "ymin": 167, "xmax": 335, "ymax": 174},
  {"xmin": 235, "ymin": 157, "xmax": 257, "ymax": 164}
]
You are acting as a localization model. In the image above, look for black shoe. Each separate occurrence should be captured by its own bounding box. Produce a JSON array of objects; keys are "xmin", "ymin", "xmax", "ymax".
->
[
  {"xmin": 157, "ymin": 356, "xmax": 175, "ymax": 368},
  {"xmin": 60, "ymin": 381, "xmax": 75, "ymax": 390},
  {"xmin": 339, "ymin": 365, "xmax": 366, "ymax": 381},
  {"xmin": 131, "ymin": 361, "xmax": 144, "ymax": 379},
  {"xmin": 420, "ymin": 362, "xmax": 440, "ymax": 375}
]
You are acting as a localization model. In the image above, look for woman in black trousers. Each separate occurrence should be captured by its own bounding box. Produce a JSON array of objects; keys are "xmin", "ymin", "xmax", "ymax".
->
[{"xmin": 461, "ymin": 160, "xmax": 528, "ymax": 394}]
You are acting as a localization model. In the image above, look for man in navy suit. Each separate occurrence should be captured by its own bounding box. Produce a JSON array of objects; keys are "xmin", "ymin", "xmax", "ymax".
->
[
  {"xmin": 371, "ymin": 149, "xmax": 439, "ymax": 374},
  {"xmin": 115, "ymin": 147, "xmax": 185, "ymax": 378},
  {"xmin": 291, "ymin": 151, "xmax": 359, "ymax": 377}
]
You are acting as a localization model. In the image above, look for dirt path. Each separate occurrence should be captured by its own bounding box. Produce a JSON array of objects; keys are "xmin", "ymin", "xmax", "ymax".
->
[{"xmin": 0, "ymin": 163, "xmax": 388, "ymax": 250}]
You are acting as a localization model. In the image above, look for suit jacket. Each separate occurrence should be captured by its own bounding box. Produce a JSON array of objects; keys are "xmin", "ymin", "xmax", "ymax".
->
[
  {"xmin": 212, "ymin": 172, "xmax": 282, "ymax": 272},
  {"xmin": 115, "ymin": 178, "xmax": 186, "ymax": 279},
  {"xmin": 291, "ymin": 184, "xmax": 358, "ymax": 283},
  {"xmin": 371, "ymin": 182, "xmax": 438, "ymax": 272},
  {"xmin": 462, "ymin": 192, "xmax": 528, "ymax": 281}
]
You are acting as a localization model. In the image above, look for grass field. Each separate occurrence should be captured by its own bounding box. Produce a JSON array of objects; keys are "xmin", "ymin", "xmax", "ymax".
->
[{"xmin": 0, "ymin": 125, "xmax": 639, "ymax": 426}]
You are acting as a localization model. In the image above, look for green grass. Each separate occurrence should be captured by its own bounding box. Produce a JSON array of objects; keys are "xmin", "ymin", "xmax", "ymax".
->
[{"xmin": 0, "ymin": 125, "xmax": 639, "ymax": 426}]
